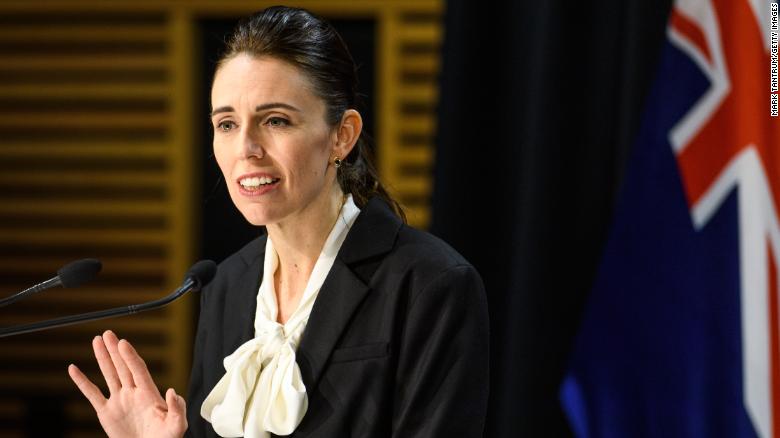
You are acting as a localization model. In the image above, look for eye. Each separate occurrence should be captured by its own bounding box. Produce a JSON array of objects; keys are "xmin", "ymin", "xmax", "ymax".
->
[
  {"xmin": 266, "ymin": 117, "xmax": 290, "ymax": 128},
  {"xmin": 216, "ymin": 120, "xmax": 236, "ymax": 132}
]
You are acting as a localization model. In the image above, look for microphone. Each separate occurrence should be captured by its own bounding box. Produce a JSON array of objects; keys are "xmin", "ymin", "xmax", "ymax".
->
[
  {"xmin": 0, "ymin": 259, "xmax": 103, "ymax": 308},
  {"xmin": 0, "ymin": 260, "xmax": 217, "ymax": 338}
]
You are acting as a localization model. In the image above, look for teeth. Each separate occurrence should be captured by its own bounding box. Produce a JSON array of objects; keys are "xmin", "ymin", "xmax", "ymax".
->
[{"xmin": 240, "ymin": 176, "xmax": 277, "ymax": 187}]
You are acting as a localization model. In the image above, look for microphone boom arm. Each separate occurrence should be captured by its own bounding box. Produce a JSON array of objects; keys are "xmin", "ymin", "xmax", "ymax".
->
[
  {"xmin": 0, "ymin": 277, "xmax": 197, "ymax": 338},
  {"xmin": 0, "ymin": 277, "xmax": 62, "ymax": 309}
]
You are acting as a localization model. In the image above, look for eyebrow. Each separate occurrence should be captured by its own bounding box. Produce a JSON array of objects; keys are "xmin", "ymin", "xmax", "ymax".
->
[{"xmin": 209, "ymin": 102, "xmax": 301, "ymax": 117}]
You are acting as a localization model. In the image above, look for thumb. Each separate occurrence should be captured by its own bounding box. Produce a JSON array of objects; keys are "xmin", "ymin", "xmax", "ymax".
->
[{"xmin": 165, "ymin": 388, "xmax": 188, "ymax": 431}]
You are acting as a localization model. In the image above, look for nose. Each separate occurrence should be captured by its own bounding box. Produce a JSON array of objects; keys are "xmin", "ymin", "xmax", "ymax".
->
[{"xmin": 237, "ymin": 125, "xmax": 264, "ymax": 159}]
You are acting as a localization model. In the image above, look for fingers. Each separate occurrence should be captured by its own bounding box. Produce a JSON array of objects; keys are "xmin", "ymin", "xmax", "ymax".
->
[
  {"xmin": 165, "ymin": 388, "xmax": 186, "ymax": 416},
  {"xmin": 165, "ymin": 388, "xmax": 188, "ymax": 434},
  {"xmin": 118, "ymin": 338, "xmax": 158, "ymax": 394},
  {"xmin": 92, "ymin": 335, "xmax": 121, "ymax": 394},
  {"xmin": 102, "ymin": 330, "xmax": 135, "ymax": 388},
  {"xmin": 68, "ymin": 364, "xmax": 106, "ymax": 411}
]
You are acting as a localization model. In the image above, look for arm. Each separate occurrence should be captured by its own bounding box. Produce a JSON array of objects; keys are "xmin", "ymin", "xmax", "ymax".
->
[
  {"xmin": 68, "ymin": 330, "xmax": 188, "ymax": 438},
  {"xmin": 392, "ymin": 264, "xmax": 490, "ymax": 437}
]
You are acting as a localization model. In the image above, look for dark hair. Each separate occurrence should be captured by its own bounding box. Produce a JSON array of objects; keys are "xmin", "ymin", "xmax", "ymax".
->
[{"xmin": 218, "ymin": 6, "xmax": 405, "ymax": 221}]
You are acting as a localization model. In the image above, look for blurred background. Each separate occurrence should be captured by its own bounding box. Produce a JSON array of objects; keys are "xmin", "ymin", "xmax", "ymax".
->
[{"xmin": 2, "ymin": 0, "xmax": 774, "ymax": 437}]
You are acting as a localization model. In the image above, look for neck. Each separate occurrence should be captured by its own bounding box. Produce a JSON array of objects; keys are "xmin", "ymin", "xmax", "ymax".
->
[{"xmin": 266, "ymin": 183, "xmax": 345, "ymax": 286}]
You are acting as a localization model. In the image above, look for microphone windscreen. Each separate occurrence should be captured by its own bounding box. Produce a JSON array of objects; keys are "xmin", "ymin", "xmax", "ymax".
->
[
  {"xmin": 57, "ymin": 258, "xmax": 102, "ymax": 288},
  {"xmin": 186, "ymin": 260, "xmax": 217, "ymax": 290}
]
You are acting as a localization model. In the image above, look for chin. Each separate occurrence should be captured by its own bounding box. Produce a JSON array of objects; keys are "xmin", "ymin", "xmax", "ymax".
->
[
  {"xmin": 241, "ymin": 211, "xmax": 274, "ymax": 227},
  {"xmin": 227, "ymin": 192, "xmax": 279, "ymax": 226},
  {"xmin": 237, "ymin": 205, "xmax": 282, "ymax": 227}
]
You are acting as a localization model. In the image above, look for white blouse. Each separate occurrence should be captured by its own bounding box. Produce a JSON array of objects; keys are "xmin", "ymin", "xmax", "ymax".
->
[{"xmin": 200, "ymin": 195, "xmax": 361, "ymax": 438}]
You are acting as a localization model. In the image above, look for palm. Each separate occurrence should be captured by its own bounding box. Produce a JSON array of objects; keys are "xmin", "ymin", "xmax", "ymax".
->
[
  {"xmin": 97, "ymin": 385, "xmax": 174, "ymax": 437},
  {"xmin": 68, "ymin": 331, "xmax": 187, "ymax": 438}
]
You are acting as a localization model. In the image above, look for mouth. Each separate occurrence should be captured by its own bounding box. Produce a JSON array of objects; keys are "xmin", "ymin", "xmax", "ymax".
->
[{"xmin": 237, "ymin": 174, "xmax": 281, "ymax": 195}]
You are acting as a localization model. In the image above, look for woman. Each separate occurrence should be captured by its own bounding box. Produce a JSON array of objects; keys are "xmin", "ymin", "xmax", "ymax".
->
[{"xmin": 68, "ymin": 6, "xmax": 489, "ymax": 437}]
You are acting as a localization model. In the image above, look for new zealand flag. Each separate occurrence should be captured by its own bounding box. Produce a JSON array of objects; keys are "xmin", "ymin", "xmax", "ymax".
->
[{"xmin": 561, "ymin": 0, "xmax": 780, "ymax": 436}]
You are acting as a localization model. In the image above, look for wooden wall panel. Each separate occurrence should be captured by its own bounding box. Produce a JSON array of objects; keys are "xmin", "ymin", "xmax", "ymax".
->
[
  {"xmin": 377, "ymin": 6, "xmax": 442, "ymax": 228},
  {"xmin": 0, "ymin": 1, "xmax": 441, "ymax": 435},
  {"xmin": 0, "ymin": 7, "xmax": 184, "ymax": 436}
]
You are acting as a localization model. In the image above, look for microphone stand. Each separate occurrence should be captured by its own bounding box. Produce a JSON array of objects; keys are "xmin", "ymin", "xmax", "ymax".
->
[
  {"xmin": 0, "ymin": 278, "xmax": 62, "ymax": 308},
  {"xmin": 0, "ymin": 277, "xmax": 198, "ymax": 338}
]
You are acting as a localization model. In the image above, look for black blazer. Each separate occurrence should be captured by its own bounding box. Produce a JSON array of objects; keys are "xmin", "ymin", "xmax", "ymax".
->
[{"xmin": 185, "ymin": 198, "xmax": 489, "ymax": 437}]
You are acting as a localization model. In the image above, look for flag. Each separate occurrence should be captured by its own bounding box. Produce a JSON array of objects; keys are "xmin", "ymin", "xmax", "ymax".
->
[{"xmin": 561, "ymin": 0, "xmax": 780, "ymax": 436}]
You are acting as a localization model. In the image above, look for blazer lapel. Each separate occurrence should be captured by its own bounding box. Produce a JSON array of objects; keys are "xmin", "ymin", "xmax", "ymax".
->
[
  {"xmin": 296, "ymin": 260, "xmax": 369, "ymax": 388},
  {"xmin": 223, "ymin": 235, "xmax": 266, "ymax": 356},
  {"xmin": 296, "ymin": 198, "xmax": 403, "ymax": 388}
]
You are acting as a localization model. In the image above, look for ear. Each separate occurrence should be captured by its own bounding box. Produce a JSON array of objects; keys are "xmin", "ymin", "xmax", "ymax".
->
[{"xmin": 332, "ymin": 109, "xmax": 363, "ymax": 160}]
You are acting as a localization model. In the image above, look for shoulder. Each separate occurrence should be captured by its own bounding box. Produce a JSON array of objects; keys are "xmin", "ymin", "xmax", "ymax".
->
[
  {"xmin": 346, "ymin": 197, "xmax": 481, "ymax": 290},
  {"xmin": 342, "ymin": 198, "xmax": 484, "ymax": 301},
  {"xmin": 393, "ymin": 224, "xmax": 472, "ymax": 274},
  {"xmin": 393, "ymin": 225, "xmax": 470, "ymax": 267},
  {"xmin": 395, "ymin": 226, "xmax": 483, "ymax": 296}
]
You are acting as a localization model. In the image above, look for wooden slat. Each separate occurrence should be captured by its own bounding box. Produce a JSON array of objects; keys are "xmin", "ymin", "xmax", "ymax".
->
[
  {"xmin": 378, "ymin": 9, "xmax": 400, "ymax": 202},
  {"xmin": 393, "ymin": 176, "xmax": 432, "ymax": 196},
  {"xmin": 0, "ymin": 171, "xmax": 167, "ymax": 187},
  {"xmin": 65, "ymin": 401, "xmax": 102, "ymax": 421},
  {"xmin": 0, "ymin": 113, "xmax": 168, "ymax": 129},
  {"xmin": 398, "ymin": 147, "xmax": 434, "ymax": 164},
  {"xmin": 0, "ymin": 27, "xmax": 167, "ymax": 42},
  {"xmin": 0, "ymin": 316, "xmax": 168, "ymax": 334},
  {"xmin": 0, "ymin": 345, "xmax": 168, "ymax": 361},
  {"xmin": 168, "ymin": 8, "xmax": 197, "ymax": 394},
  {"xmin": 64, "ymin": 398, "xmax": 106, "ymax": 422},
  {"xmin": 398, "ymin": 116, "xmax": 436, "ymax": 136},
  {"xmin": 0, "ymin": 370, "xmax": 172, "ymax": 391},
  {"xmin": 0, "ymin": 200, "xmax": 168, "ymax": 216},
  {"xmin": 0, "ymin": 143, "xmax": 167, "ymax": 159},
  {"xmin": 398, "ymin": 23, "xmax": 441, "ymax": 44},
  {"xmin": 0, "ymin": 291, "xmax": 168, "ymax": 307},
  {"xmin": 0, "ymin": 230, "xmax": 168, "ymax": 245},
  {"xmin": 0, "ymin": 84, "xmax": 169, "ymax": 99},
  {"xmin": 398, "ymin": 84, "xmax": 438, "ymax": 102},
  {"xmin": 400, "ymin": 56, "xmax": 439, "ymax": 73},
  {"xmin": 0, "ymin": 400, "xmax": 25, "ymax": 417},
  {"xmin": 0, "ymin": 290, "xmax": 170, "ymax": 307},
  {"xmin": 0, "ymin": 258, "xmax": 167, "ymax": 276},
  {"xmin": 0, "ymin": 55, "xmax": 168, "ymax": 70}
]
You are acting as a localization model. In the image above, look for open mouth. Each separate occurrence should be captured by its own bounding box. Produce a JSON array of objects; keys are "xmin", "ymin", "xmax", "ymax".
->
[{"xmin": 238, "ymin": 176, "xmax": 281, "ymax": 191}]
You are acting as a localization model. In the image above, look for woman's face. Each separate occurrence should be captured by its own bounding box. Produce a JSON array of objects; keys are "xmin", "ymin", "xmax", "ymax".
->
[{"xmin": 211, "ymin": 54, "xmax": 338, "ymax": 226}]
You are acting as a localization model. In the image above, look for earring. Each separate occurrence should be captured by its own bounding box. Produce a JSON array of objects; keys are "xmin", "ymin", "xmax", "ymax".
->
[{"xmin": 333, "ymin": 156, "xmax": 342, "ymax": 168}]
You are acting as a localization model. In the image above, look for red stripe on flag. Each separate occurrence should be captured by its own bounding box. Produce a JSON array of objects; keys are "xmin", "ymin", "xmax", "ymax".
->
[
  {"xmin": 675, "ymin": 0, "xmax": 779, "ymax": 212},
  {"xmin": 670, "ymin": 8, "xmax": 713, "ymax": 65}
]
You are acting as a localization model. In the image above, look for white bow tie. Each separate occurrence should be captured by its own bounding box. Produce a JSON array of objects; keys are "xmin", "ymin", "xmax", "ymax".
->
[{"xmin": 201, "ymin": 324, "xmax": 307, "ymax": 438}]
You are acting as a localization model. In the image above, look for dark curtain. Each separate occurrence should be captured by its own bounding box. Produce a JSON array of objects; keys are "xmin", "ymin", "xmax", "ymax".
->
[{"xmin": 431, "ymin": 1, "xmax": 673, "ymax": 436}]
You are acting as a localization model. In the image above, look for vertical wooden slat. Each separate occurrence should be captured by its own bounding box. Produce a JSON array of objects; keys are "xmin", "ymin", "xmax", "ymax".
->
[
  {"xmin": 169, "ymin": 5, "xmax": 196, "ymax": 395},
  {"xmin": 377, "ymin": 3, "xmax": 442, "ymax": 229},
  {"xmin": 378, "ymin": 7, "xmax": 402, "ymax": 212}
]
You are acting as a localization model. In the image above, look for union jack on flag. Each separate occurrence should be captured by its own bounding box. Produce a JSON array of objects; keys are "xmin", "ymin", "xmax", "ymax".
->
[{"xmin": 561, "ymin": 0, "xmax": 780, "ymax": 436}]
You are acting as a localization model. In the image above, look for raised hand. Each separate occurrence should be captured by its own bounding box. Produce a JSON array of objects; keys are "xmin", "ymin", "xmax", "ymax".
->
[{"xmin": 68, "ymin": 330, "xmax": 188, "ymax": 438}]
